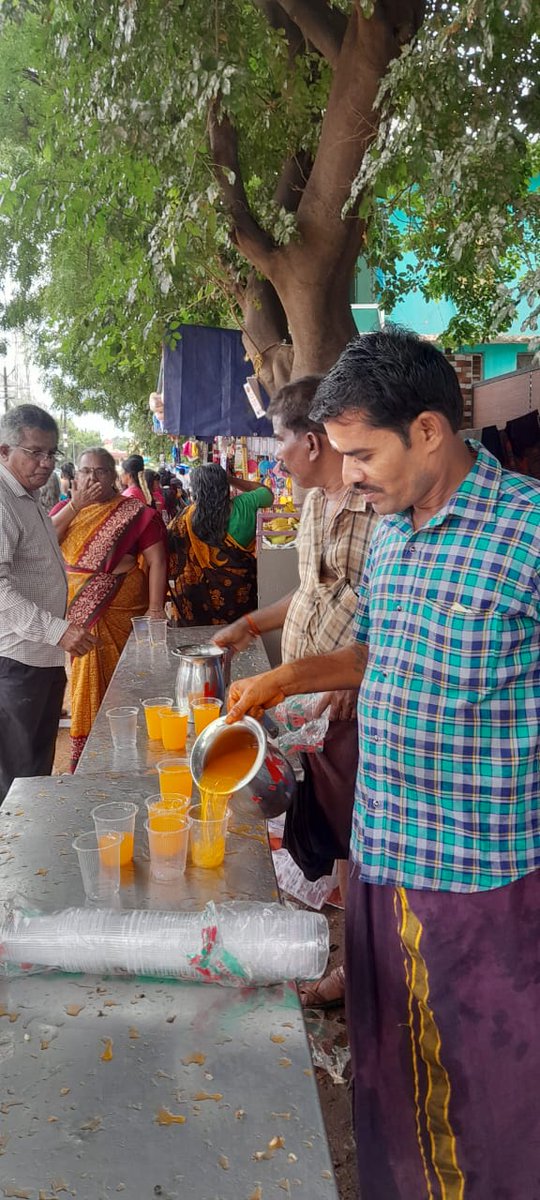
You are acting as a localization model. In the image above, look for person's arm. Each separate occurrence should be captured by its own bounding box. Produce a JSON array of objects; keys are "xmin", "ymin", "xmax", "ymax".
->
[
  {"xmin": 50, "ymin": 475, "xmax": 102, "ymax": 541},
  {"xmin": 226, "ymin": 641, "xmax": 368, "ymax": 722},
  {"xmin": 226, "ymin": 473, "xmax": 273, "ymax": 502},
  {"xmin": 213, "ymin": 590, "xmax": 295, "ymax": 653},
  {"xmin": 142, "ymin": 540, "xmax": 168, "ymax": 618}
]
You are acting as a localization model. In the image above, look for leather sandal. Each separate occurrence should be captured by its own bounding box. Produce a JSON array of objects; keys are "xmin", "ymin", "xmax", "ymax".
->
[{"xmin": 300, "ymin": 964, "xmax": 345, "ymax": 1011}]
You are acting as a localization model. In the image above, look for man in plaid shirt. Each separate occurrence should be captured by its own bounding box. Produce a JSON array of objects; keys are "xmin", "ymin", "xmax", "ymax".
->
[{"xmin": 227, "ymin": 328, "xmax": 540, "ymax": 1199}]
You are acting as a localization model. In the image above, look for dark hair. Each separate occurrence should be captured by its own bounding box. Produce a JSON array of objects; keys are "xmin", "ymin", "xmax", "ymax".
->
[
  {"xmin": 159, "ymin": 468, "xmax": 171, "ymax": 486},
  {"xmin": 144, "ymin": 468, "xmax": 158, "ymax": 488},
  {"xmin": 310, "ymin": 327, "xmax": 463, "ymax": 444},
  {"xmin": 190, "ymin": 464, "xmax": 230, "ymax": 547},
  {"xmin": 122, "ymin": 454, "xmax": 145, "ymax": 480},
  {"xmin": 60, "ymin": 461, "xmax": 75, "ymax": 481},
  {"xmin": 0, "ymin": 404, "xmax": 58, "ymax": 445},
  {"xmin": 268, "ymin": 375, "xmax": 326, "ymax": 434}
]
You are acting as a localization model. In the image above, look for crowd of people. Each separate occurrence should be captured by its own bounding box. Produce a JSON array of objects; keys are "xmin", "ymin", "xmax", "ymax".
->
[{"xmin": 0, "ymin": 325, "xmax": 538, "ymax": 1200}]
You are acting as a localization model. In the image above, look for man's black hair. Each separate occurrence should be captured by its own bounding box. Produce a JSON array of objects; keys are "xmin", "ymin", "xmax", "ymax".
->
[
  {"xmin": 310, "ymin": 327, "xmax": 463, "ymax": 445},
  {"xmin": 268, "ymin": 374, "xmax": 326, "ymax": 435}
]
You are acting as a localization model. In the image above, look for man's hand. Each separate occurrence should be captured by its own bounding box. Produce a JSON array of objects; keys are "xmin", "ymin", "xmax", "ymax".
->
[
  {"xmin": 71, "ymin": 476, "xmax": 102, "ymax": 510},
  {"xmin": 213, "ymin": 618, "xmax": 253, "ymax": 654},
  {"xmin": 226, "ymin": 672, "xmax": 287, "ymax": 723},
  {"xmin": 58, "ymin": 624, "xmax": 100, "ymax": 657},
  {"xmin": 311, "ymin": 688, "xmax": 358, "ymax": 721}
]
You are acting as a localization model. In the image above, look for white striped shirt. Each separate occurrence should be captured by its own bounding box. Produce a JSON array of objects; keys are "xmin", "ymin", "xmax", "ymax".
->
[{"xmin": 0, "ymin": 462, "xmax": 69, "ymax": 667}]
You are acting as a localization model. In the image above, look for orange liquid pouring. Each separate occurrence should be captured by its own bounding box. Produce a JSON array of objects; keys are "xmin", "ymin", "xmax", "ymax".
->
[{"xmin": 199, "ymin": 728, "xmax": 259, "ymax": 818}]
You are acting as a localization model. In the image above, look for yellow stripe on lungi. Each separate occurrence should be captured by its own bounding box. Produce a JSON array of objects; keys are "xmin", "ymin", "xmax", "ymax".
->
[
  {"xmin": 396, "ymin": 887, "xmax": 465, "ymax": 1200},
  {"xmin": 394, "ymin": 891, "xmax": 435, "ymax": 1200}
]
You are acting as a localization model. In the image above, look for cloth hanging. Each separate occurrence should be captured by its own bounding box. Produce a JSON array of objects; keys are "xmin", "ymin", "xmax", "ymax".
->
[{"xmin": 163, "ymin": 325, "xmax": 273, "ymax": 437}]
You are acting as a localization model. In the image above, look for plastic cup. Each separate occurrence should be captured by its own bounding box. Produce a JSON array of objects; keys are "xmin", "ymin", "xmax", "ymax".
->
[
  {"xmin": 145, "ymin": 793, "xmax": 191, "ymax": 825},
  {"xmin": 189, "ymin": 803, "xmax": 230, "ymax": 869},
  {"xmin": 148, "ymin": 619, "xmax": 168, "ymax": 647},
  {"xmin": 160, "ymin": 705, "xmax": 189, "ymax": 751},
  {"xmin": 191, "ymin": 697, "xmax": 223, "ymax": 736},
  {"xmin": 157, "ymin": 757, "xmax": 192, "ymax": 802},
  {"xmin": 73, "ymin": 830, "xmax": 122, "ymax": 901},
  {"xmin": 106, "ymin": 706, "xmax": 138, "ymax": 749},
  {"xmin": 144, "ymin": 813, "xmax": 191, "ymax": 881},
  {"xmin": 142, "ymin": 697, "xmax": 174, "ymax": 740},
  {"xmin": 91, "ymin": 802, "xmax": 139, "ymax": 866},
  {"xmin": 131, "ymin": 616, "xmax": 150, "ymax": 644}
]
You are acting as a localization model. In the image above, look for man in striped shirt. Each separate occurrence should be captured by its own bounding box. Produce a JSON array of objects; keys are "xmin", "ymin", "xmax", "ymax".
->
[
  {"xmin": 227, "ymin": 329, "xmax": 540, "ymax": 1199},
  {"xmin": 0, "ymin": 405, "xmax": 97, "ymax": 801}
]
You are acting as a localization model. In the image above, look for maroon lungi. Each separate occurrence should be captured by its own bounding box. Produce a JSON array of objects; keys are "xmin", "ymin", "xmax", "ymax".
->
[{"xmin": 345, "ymin": 867, "xmax": 540, "ymax": 1199}]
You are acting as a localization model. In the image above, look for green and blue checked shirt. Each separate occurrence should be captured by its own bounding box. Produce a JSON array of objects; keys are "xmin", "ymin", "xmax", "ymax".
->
[{"xmin": 352, "ymin": 442, "xmax": 540, "ymax": 892}]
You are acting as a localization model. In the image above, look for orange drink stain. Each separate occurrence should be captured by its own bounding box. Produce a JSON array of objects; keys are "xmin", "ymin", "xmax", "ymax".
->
[{"xmin": 160, "ymin": 709, "xmax": 188, "ymax": 751}]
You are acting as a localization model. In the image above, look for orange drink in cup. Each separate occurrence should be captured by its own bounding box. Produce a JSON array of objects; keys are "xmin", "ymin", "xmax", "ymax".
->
[
  {"xmin": 145, "ymin": 793, "xmax": 191, "ymax": 829},
  {"xmin": 189, "ymin": 803, "xmax": 230, "ymax": 869},
  {"xmin": 191, "ymin": 697, "xmax": 223, "ymax": 736},
  {"xmin": 160, "ymin": 705, "xmax": 189, "ymax": 752},
  {"xmin": 91, "ymin": 802, "xmax": 138, "ymax": 866},
  {"xmin": 157, "ymin": 757, "xmax": 193, "ymax": 802},
  {"xmin": 142, "ymin": 697, "xmax": 173, "ymax": 740}
]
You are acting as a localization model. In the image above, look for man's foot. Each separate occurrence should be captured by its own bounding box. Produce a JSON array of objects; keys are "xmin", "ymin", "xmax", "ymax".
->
[{"xmin": 300, "ymin": 964, "xmax": 345, "ymax": 1011}]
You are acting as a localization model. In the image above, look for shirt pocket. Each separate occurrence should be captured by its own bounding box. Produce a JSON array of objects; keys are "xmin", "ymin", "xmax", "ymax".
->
[{"xmin": 378, "ymin": 594, "xmax": 504, "ymax": 701}]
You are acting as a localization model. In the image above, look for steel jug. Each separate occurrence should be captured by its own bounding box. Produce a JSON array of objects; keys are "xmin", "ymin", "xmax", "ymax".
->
[
  {"xmin": 190, "ymin": 715, "xmax": 297, "ymax": 819},
  {"xmin": 173, "ymin": 643, "xmax": 226, "ymax": 716}
]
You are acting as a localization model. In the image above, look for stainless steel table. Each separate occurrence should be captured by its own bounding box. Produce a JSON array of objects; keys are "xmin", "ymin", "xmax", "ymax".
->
[
  {"xmin": 0, "ymin": 634, "xmax": 338, "ymax": 1199},
  {"xmin": 76, "ymin": 627, "xmax": 271, "ymax": 778}
]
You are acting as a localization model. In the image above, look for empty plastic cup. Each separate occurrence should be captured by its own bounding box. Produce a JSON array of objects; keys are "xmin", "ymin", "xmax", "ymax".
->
[
  {"xmin": 148, "ymin": 619, "xmax": 168, "ymax": 647},
  {"xmin": 189, "ymin": 803, "xmax": 230, "ymax": 869},
  {"xmin": 142, "ymin": 697, "xmax": 174, "ymax": 740},
  {"xmin": 160, "ymin": 705, "xmax": 189, "ymax": 751},
  {"xmin": 73, "ymin": 830, "xmax": 122, "ymax": 901},
  {"xmin": 157, "ymin": 757, "xmax": 193, "ymax": 802},
  {"xmin": 145, "ymin": 793, "xmax": 191, "ymax": 824},
  {"xmin": 106, "ymin": 706, "xmax": 138, "ymax": 749},
  {"xmin": 131, "ymin": 616, "xmax": 150, "ymax": 644},
  {"xmin": 191, "ymin": 697, "xmax": 223, "ymax": 735},
  {"xmin": 144, "ymin": 813, "xmax": 191, "ymax": 881},
  {"xmin": 91, "ymin": 802, "xmax": 139, "ymax": 866}
]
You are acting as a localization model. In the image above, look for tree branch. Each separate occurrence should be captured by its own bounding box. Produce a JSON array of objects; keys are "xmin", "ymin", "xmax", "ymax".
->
[
  {"xmin": 208, "ymin": 100, "xmax": 275, "ymax": 273},
  {"xmin": 274, "ymin": 149, "xmax": 312, "ymax": 212},
  {"xmin": 251, "ymin": 1, "xmax": 306, "ymax": 59},
  {"xmin": 275, "ymin": 0, "xmax": 347, "ymax": 67}
]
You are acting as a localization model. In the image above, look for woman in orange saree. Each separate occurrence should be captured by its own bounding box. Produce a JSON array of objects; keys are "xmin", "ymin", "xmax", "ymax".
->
[
  {"xmin": 51, "ymin": 448, "xmax": 167, "ymax": 769},
  {"xmin": 168, "ymin": 464, "xmax": 271, "ymax": 626}
]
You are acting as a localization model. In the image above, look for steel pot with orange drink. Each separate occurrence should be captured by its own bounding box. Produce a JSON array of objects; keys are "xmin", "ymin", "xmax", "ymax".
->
[{"xmin": 190, "ymin": 716, "xmax": 296, "ymax": 820}]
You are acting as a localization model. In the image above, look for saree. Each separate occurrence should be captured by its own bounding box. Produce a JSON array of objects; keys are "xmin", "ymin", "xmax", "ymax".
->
[
  {"xmin": 168, "ymin": 505, "xmax": 257, "ymax": 627},
  {"xmin": 60, "ymin": 496, "xmax": 161, "ymax": 770}
]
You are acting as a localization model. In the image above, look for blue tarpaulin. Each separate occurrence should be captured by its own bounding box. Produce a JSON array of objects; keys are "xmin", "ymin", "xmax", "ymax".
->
[{"xmin": 163, "ymin": 325, "xmax": 273, "ymax": 437}]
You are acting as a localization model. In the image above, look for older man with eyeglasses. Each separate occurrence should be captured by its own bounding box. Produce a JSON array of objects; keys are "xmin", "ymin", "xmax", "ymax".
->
[{"xmin": 0, "ymin": 404, "xmax": 97, "ymax": 802}]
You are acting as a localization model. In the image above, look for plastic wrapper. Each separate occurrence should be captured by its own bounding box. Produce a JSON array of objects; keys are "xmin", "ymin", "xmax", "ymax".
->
[
  {"xmin": 275, "ymin": 693, "xmax": 330, "ymax": 755},
  {"xmin": 0, "ymin": 901, "xmax": 329, "ymax": 987}
]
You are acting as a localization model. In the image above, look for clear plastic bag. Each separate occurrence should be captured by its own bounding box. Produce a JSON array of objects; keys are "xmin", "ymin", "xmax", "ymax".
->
[
  {"xmin": 275, "ymin": 693, "xmax": 330, "ymax": 755},
  {"xmin": 0, "ymin": 900, "xmax": 329, "ymax": 987}
]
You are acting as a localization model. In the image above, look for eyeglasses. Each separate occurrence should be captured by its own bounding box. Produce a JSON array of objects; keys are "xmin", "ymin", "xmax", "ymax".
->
[
  {"xmin": 78, "ymin": 467, "xmax": 113, "ymax": 478},
  {"xmin": 13, "ymin": 446, "xmax": 60, "ymax": 464}
]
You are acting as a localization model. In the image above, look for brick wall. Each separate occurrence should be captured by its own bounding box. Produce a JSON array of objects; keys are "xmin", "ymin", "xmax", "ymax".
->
[{"xmin": 444, "ymin": 352, "xmax": 483, "ymax": 428}]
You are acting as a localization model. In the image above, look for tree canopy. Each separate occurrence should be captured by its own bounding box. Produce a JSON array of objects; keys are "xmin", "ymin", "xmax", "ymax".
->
[{"xmin": 0, "ymin": 0, "xmax": 538, "ymax": 427}]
